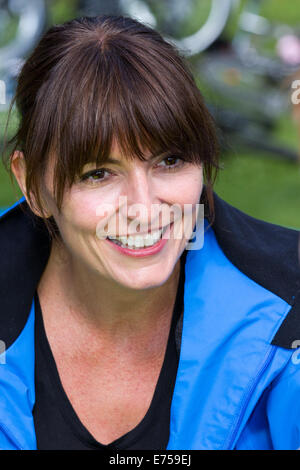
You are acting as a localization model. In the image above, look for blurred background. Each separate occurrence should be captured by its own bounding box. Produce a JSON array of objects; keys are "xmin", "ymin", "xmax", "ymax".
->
[{"xmin": 1, "ymin": 0, "xmax": 300, "ymax": 228}]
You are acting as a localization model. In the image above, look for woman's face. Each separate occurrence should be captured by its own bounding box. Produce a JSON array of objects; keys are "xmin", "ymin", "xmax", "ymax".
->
[{"xmin": 43, "ymin": 142, "xmax": 203, "ymax": 290}]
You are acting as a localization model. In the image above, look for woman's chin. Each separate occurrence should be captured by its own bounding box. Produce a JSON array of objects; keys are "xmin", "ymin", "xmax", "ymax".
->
[{"xmin": 114, "ymin": 270, "xmax": 171, "ymax": 291}]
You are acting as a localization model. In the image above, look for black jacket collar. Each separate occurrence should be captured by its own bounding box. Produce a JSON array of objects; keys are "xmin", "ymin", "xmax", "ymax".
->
[{"xmin": 1, "ymin": 190, "xmax": 299, "ymax": 349}]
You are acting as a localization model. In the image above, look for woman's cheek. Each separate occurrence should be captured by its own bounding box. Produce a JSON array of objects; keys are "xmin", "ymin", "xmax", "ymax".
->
[{"xmin": 64, "ymin": 195, "xmax": 117, "ymax": 236}]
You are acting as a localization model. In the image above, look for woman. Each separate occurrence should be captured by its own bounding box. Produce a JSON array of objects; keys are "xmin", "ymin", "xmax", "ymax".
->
[{"xmin": 1, "ymin": 15, "xmax": 300, "ymax": 451}]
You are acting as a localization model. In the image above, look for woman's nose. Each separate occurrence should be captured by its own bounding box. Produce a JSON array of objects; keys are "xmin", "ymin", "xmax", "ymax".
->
[{"xmin": 121, "ymin": 171, "xmax": 160, "ymax": 231}]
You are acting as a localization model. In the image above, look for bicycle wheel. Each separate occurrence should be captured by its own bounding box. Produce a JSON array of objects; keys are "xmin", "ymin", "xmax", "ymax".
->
[
  {"xmin": 117, "ymin": 0, "xmax": 233, "ymax": 56},
  {"xmin": 0, "ymin": 0, "xmax": 46, "ymax": 64},
  {"xmin": 76, "ymin": 0, "xmax": 233, "ymax": 57}
]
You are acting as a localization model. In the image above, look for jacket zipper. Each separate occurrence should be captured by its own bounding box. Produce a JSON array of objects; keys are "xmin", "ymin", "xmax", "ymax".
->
[
  {"xmin": 0, "ymin": 421, "xmax": 23, "ymax": 450},
  {"xmin": 225, "ymin": 345, "xmax": 276, "ymax": 450}
]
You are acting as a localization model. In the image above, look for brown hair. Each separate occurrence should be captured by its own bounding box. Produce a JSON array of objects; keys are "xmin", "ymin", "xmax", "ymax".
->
[{"xmin": 2, "ymin": 15, "xmax": 220, "ymax": 239}]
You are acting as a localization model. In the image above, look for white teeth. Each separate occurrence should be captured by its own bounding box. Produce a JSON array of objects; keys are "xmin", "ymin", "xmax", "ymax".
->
[{"xmin": 109, "ymin": 228, "xmax": 164, "ymax": 248}]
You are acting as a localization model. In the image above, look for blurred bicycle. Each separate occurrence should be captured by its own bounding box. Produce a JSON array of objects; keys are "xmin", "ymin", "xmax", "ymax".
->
[{"xmin": 194, "ymin": 0, "xmax": 300, "ymax": 161}]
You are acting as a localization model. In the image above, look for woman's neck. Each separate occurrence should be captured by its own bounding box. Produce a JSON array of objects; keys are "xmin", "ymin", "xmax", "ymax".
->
[{"xmin": 37, "ymin": 239, "xmax": 182, "ymax": 346}]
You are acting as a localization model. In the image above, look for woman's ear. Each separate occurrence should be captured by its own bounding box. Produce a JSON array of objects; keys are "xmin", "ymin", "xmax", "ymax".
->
[
  {"xmin": 10, "ymin": 150, "xmax": 52, "ymax": 218},
  {"xmin": 10, "ymin": 150, "xmax": 27, "ymax": 198}
]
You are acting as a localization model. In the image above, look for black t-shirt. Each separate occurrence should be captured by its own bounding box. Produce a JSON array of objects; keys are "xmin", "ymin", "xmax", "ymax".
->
[{"xmin": 33, "ymin": 252, "xmax": 186, "ymax": 450}]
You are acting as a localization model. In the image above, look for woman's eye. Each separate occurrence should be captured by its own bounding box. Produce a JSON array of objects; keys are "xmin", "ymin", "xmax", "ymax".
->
[
  {"xmin": 79, "ymin": 156, "xmax": 185, "ymax": 184},
  {"xmin": 80, "ymin": 168, "xmax": 111, "ymax": 183},
  {"xmin": 157, "ymin": 155, "xmax": 185, "ymax": 170}
]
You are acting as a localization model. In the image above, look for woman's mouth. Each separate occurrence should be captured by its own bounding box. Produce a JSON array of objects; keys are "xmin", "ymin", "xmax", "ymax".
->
[{"xmin": 105, "ymin": 223, "xmax": 174, "ymax": 257}]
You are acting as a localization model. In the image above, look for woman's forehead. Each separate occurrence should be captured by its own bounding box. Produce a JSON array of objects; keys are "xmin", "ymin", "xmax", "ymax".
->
[{"xmin": 106, "ymin": 140, "xmax": 168, "ymax": 163}]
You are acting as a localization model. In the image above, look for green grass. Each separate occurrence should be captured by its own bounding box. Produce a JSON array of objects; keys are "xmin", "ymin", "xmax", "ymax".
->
[
  {"xmin": 214, "ymin": 152, "xmax": 300, "ymax": 230},
  {"xmin": 211, "ymin": 108, "xmax": 300, "ymax": 229},
  {"xmin": 0, "ymin": 109, "xmax": 22, "ymax": 207},
  {"xmin": 260, "ymin": 0, "xmax": 300, "ymax": 25},
  {"xmin": 47, "ymin": 0, "xmax": 78, "ymax": 25}
]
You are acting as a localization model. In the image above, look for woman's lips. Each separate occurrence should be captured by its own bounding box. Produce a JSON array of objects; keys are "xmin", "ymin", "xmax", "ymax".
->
[{"xmin": 105, "ymin": 222, "xmax": 174, "ymax": 258}]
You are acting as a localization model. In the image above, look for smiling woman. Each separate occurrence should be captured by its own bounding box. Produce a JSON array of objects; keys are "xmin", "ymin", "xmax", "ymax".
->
[
  {"xmin": 1, "ymin": 14, "xmax": 300, "ymax": 452},
  {"xmin": 2, "ymin": 14, "xmax": 218, "ymax": 241}
]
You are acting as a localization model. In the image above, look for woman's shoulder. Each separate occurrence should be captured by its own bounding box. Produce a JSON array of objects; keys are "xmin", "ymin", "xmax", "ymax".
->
[
  {"xmin": 0, "ymin": 198, "xmax": 51, "ymax": 350},
  {"xmin": 210, "ymin": 192, "xmax": 300, "ymax": 349},
  {"xmin": 211, "ymin": 192, "xmax": 300, "ymax": 300}
]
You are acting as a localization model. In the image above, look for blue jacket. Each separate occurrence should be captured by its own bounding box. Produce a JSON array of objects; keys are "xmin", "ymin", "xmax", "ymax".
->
[{"xmin": 0, "ymin": 192, "xmax": 300, "ymax": 450}]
